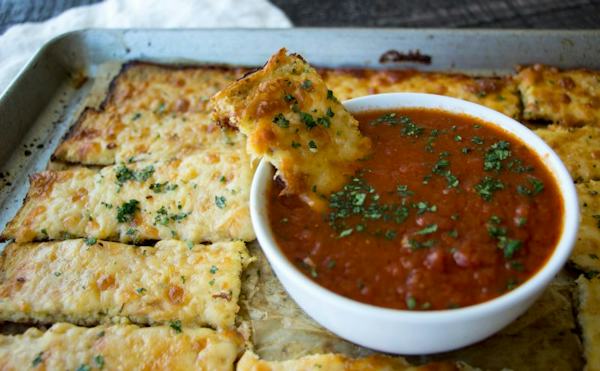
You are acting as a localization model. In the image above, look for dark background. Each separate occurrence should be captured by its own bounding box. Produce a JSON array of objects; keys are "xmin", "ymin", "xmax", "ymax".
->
[{"xmin": 1, "ymin": 0, "xmax": 600, "ymax": 34}]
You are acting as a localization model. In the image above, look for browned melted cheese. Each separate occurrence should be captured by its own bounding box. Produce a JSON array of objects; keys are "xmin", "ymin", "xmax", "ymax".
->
[
  {"xmin": 211, "ymin": 49, "xmax": 371, "ymax": 208},
  {"xmin": 517, "ymin": 64, "xmax": 600, "ymax": 126}
]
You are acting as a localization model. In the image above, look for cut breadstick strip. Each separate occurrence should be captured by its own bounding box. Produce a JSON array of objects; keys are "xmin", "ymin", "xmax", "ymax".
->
[
  {"xmin": 0, "ymin": 323, "xmax": 243, "ymax": 371},
  {"xmin": 1, "ymin": 150, "xmax": 255, "ymax": 244},
  {"xmin": 0, "ymin": 239, "xmax": 251, "ymax": 329},
  {"xmin": 236, "ymin": 350, "xmax": 476, "ymax": 371},
  {"xmin": 211, "ymin": 48, "xmax": 371, "ymax": 208}
]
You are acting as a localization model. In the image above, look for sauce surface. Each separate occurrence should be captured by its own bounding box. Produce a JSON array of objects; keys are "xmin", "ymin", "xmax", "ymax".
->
[{"xmin": 268, "ymin": 108, "xmax": 563, "ymax": 310}]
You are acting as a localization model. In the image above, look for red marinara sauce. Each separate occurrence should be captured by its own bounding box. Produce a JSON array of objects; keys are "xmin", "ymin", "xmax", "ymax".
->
[{"xmin": 268, "ymin": 108, "xmax": 563, "ymax": 310}]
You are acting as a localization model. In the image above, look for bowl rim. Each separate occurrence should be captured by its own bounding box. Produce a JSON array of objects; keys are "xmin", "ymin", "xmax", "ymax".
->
[{"xmin": 250, "ymin": 92, "xmax": 579, "ymax": 323}]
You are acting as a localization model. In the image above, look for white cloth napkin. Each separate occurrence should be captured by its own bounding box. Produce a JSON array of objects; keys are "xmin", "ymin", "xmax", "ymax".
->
[{"xmin": 0, "ymin": 0, "xmax": 292, "ymax": 94}]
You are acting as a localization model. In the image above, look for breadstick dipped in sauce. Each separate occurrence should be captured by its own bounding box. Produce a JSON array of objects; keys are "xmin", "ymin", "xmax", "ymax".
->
[{"xmin": 211, "ymin": 48, "xmax": 371, "ymax": 210}]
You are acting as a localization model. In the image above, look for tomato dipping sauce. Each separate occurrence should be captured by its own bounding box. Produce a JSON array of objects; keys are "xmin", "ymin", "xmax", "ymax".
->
[{"xmin": 268, "ymin": 108, "xmax": 563, "ymax": 310}]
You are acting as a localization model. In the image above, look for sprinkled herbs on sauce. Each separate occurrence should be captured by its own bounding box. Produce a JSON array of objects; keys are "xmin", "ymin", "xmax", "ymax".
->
[{"xmin": 268, "ymin": 108, "xmax": 562, "ymax": 310}]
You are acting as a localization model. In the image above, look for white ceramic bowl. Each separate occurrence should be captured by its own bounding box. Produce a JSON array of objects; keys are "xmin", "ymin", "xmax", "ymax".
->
[{"xmin": 250, "ymin": 93, "xmax": 579, "ymax": 355}]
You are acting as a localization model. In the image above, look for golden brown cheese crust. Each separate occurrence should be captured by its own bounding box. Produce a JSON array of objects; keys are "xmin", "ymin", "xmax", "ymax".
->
[
  {"xmin": 570, "ymin": 181, "xmax": 600, "ymax": 271},
  {"xmin": 237, "ymin": 351, "xmax": 473, "ymax": 371},
  {"xmin": 0, "ymin": 239, "xmax": 250, "ymax": 329},
  {"xmin": 212, "ymin": 49, "xmax": 371, "ymax": 207},
  {"xmin": 0, "ymin": 323, "xmax": 243, "ymax": 371},
  {"xmin": 321, "ymin": 69, "xmax": 521, "ymax": 119},
  {"xmin": 517, "ymin": 64, "xmax": 600, "ymax": 126},
  {"xmin": 534, "ymin": 125, "xmax": 600, "ymax": 182},
  {"xmin": 101, "ymin": 62, "xmax": 251, "ymax": 117},
  {"xmin": 54, "ymin": 62, "xmax": 252, "ymax": 165},
  {"xmin": 1, "ymin": 151, "xmax": 255, "ymax": 244},
  {"xmin": 577, "ymin": 275, "xmax": 600, "ymax": 371}
]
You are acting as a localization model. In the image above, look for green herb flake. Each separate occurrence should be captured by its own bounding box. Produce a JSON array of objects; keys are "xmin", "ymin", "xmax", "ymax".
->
[
  {"xmin": 215, "ymin": 196, "xmax": 227, "ymax": 209},
  {"xmin": 397, "ymin": 184, "xmax": 414, "ymax": 197},
  {"xmin": 406, "ymin": 296, "xmax": 417, "ymax": 310},
  {"xmin": 186, "ymin": 240, "xmax": 194, "ymax": 250},
  {"xmin": 115, "ymin": 164, "xmax": 155, "ymax": 185},
  {"xmin": 327, "ymin": 90, "xmax": 335, "ymax": 100},
  {"xmin": 208, "ymin": 279, "xmax": 215, "ymax": 286},
  {"xmin": 94, "ymin": 355, "xmax": 105, "ymax": 369},
  {"xmin": 506, "ymin": 278, "xmax": 518, "ymax": 291},
  {"xmin": 471, "ymin": 136, "xmax": 484, "ymax": 145},
  {"xmin": 326, "ymin": 107, "xmax": 335, "ymax": 117},
  {"xmin": 301, "ymin": 79, "xmax": 313, "ymax": 90},
  {"xmin": 300, "ymin": 112, "xmax": 316, "ymax": 129},
  {"xmin": 291, "ymin": 141, "xmax": 301, "ymax": 148},
  {"xmin": 499, "ymin": 238, "xmax": 522, "ymax": 259},
  {"xmin": 384, "ymin": 229, "xmax": 397, "ymax": 240},
  {"xmin": 273, "ymin": 113, "xmax": 290, "ymax": 128},
  {"xmin": 84, "ymin": 237, "xmax": 97, "ymax": 246},
  {"xmin": 132, "ymin": 112, "xmax": 142, "ymax": 121},
  {"xmin": 517, "ymin": 216, "xmax": 527, "ymax": 227},
  {"xmin": 76, "ymin": 365, "xmax": 91, "ymax": 371},
  {"xmin": 169, "ymin": 320, "xmax": 182, "ymax": 333},
  {"xmin": 308, "ymin": 140, "xmax": 318, "ymax": 152},
  {"xmin": 517, "ymin": 177, "xmax": 545, "ymax": 196},
  {"xmin": 136, "ymin": 287, "xmax": 146, "ymax": 295},
  {"xmin": 416, "ymin": 224, "xmax": 438, "ymax": 235},
  {"xmin": 448, "ymin": 229, "xmax": 458, "ymax": 238},
  {"xmin": 483, "ymin": 141, "xmax": 511, "ymax": 171},
  {"xmin": 210, "ymin": 265, "xmax": 219, "ymax": 274},
  {"xmin": 475, "ymin": 176, "xmax": 504, "ymax": 201},
  {"xmin": 454, "ymin": 135, "xmax": 463, "ymax": 142},
  {"xmin": 116, "ymin": 199, "xmax": 140, "ymax": 223},
  {"xmin": 339, "ymin": 228, "xmax": 353, "ymax": 238},
  {"xmin": 32, "ymin": 352, "xmax": 43, "ymax": 367},
  {"xmin": 316, "ymin": 116, "xmax": 331, "ymax": 128}
]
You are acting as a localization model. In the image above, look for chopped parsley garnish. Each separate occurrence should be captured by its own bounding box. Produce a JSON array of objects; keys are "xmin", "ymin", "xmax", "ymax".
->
[
  {"xmin": 94, "ymin": 355, "xmax": 105, "ymax": 369},
  {"xmin": 510, "ymin": 261, "xmax": 525, "ymax": 272},
  {"xmin": 169, "ymin": 320, "xmax": 182, "ymax": 333},
  {"xmin": 369, "ymin": 112, "xmax": 398, "ymax": 126},
  {"xmin": 487, "ymin": 216, "xmax": 522, "ymax": 259},
  {"xmin": 301, "ymin": 79, "xmax": 313, "ymax": 89},
  {"xmin": 406, "ymin": 296, "xmax": 417, "ymax": 310},
  {"xmin": 115, "ymin": 164, "xmax": 155, "ymax": 185},
  {"xmin": 327, "ymin": 89, "xmax": 336, "ymax": 100},
  {"xmin": 507, "ymin": 158, "xmax": 534, "ymax": 173},
  {"xmin": 326, "ymin": 107, "xmax": 335, "ymax": 117},
  {"xmin": 339, "ymin": 228, "xmax": 353, "ymax": 238},
  {"xmin": 475, "ymin": 176, "xmax": 504, "ymax": 201},
  {"xmin": 136, "ymin": 287, "xmax": 146, "ymax": 295},
  {"xmin": 384, "ymin": 229, "xmax": 397, "ymax": 240},
  {"xmin": 210, "ymin": 265, "xmax": 219, "ymax": 274},
  {"xmin": 149, "ymin": 181, "xmax": 178, "ymax": 193},
  {"xmin": 517, "ymin": 216, "xmax": 527, "ymax": 227},
  {"xmin": 483, "ymin": 141, "xmax": 511, "ymax": 171},
  {"xmin": 396, "ymin": 184, "xmax": 414, "ymax": 197},
  {"xmin": 400, "ymin": 116, "xmax": 424, "ymax": 137},
  {"xmin": 416, "ymin": 224, "xmax": 438, "ymax": 235},
  {"xmin": 284, "ymin": 93, "xmax": 296, "ymax": 102},
  {"xmin": 299, "ymin": 112, "xmax": 316, "ymax": 129},
  {"xmin": 291, "ymin": 141, "xmax": 301, "ymax": 148},
  {"xmin": 316, "ymin": 116, "xmax": 331, "ymax": 128},
  {"xmin": 448, "ymin": 229, "xmax": 458, "ymax": 238},
  {"xmin": 116, "ymin": 199, "xmax": 140, "ymax": 223},
  {"xmin": 413, "ymin": 201, "xmax": 436, "ymax": 215},
  {"xmin": 408, "ymin": 239, "xmax": 436, "ymax": 250},
  {"xmin": 454, "ymin": 135, "xmax": 463, "ymax": 142},
  {"xmin": 471, "ymin": 136, "xmax": 484, "ymax": 145},
  {"xmin": 516, "ymin": 177, "xmax": 545, "ymax": 196},
  {"xmin": 308, "ymin": 140, "xmax": 318, "ymax": 152},
  {"xmin": 215, "ymin": 196, "xmax": 227, "ymax": 209},
  {"xmin": 32, "ymin": 352, "xmax": 43, "ymax": 367},
  {"xmin": 132, "ymin": 112, "xmax": 142, "ymax": 121},
  {"xmin": 154, "ymin": 206, "xmax": 189, "ymax": 225},
  {"xmin": 273, "ymin": 113, "xmax": 290, "ymax": 128},
  {"xmin": 84, "ymin": 237, "xmax": 97, "ymax": 246},
  {"xmin": 76, "ymin": 365, "xmax": 91, "ymax": 371},
  {"xmin": 431, "ymin": 153, "xmax": 459, "ymax": 188}
]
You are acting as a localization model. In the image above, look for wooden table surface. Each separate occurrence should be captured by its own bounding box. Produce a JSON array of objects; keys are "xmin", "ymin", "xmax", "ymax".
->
[{"xmin": 1, "ymin": 0, "xmax": 599, "ymax": 34}]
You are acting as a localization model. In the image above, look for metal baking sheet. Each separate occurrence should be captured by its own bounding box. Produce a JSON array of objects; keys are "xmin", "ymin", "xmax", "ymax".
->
[{"xmin": 0, "ymin": 28, "xmax": 599, "ymax": 235}]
